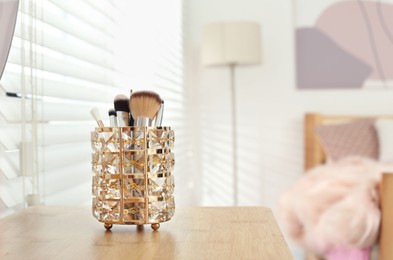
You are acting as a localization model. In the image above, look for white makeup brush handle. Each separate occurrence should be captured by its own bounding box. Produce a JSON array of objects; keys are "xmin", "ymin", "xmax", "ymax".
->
[{"xmin": 117, "ymin": 111, "xmax": 129, "ymax": 126}]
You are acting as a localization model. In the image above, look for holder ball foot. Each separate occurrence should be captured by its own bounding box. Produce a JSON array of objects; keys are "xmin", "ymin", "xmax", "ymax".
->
[
  {"xmin": 151, "ymin": 223, "xmax": 160, "ymax": 231},
  {"xmin": 104, "ymin": 223, "xmax": 113, "ymax": 230},
  {"xmin": 137, "ymin": 225, "xmax": 144, "ymax": 231}
]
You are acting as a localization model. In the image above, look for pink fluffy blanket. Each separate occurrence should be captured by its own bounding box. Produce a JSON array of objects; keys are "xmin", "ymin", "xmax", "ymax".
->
[{"xmin": 279, "ymin": 157, "xmax": 393, "ymax": 256}]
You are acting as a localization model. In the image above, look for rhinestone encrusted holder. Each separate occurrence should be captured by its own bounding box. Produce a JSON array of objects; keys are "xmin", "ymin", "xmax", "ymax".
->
[{"xmin": 91, "ymin": 127, "xmax": 175, "ymax": 230}]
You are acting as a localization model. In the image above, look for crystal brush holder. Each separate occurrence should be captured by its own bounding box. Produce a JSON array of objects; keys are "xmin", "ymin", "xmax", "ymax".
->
[{"xmin": 91, "ymin": 126, "xmax": 175, "ymax": 230}]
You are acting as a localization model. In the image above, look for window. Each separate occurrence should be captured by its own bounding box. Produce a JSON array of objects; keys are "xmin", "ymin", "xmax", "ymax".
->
[{"xmin": 0, "ymin": 0, "xmax": 185, "ymax": 216}]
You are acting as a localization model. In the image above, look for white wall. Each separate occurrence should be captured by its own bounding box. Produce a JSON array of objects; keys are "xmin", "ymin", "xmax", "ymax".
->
[{"xmin": 184, "ymin": 0, "xmax": 393, "ymax": 257}]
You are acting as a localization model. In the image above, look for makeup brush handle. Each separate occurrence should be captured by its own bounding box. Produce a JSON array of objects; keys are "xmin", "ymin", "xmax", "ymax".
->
[
  {"xmin": 155, "ymin": 103, "xmax": 164, "ymax": 127},
  {"xmin": 109, "ymin": 115, "xmax": 117, "ymax": 127},
  {"xmin": 117, "ymin": 111, "xmax": 129, "ymax": 126},
  {"xmin": 97, "ymin": 120, "xmax": 104, "ymax": 127}
]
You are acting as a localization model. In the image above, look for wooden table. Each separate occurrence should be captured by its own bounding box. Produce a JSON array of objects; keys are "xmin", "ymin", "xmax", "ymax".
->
[{"xmin": 0, "ymin": 206, "xmax": 292, "ymax": 260}]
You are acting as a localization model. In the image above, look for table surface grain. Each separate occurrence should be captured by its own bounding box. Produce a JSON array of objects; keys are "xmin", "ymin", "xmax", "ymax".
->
[{"xmin": 0, "ymin": 206, "xmax": 293, "ymax": 260}]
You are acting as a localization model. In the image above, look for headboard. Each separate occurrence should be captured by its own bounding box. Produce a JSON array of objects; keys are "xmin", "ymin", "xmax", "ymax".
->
[
  {"xmin": 304, "ymin": 113, "xmax": 393, "ymax": 260},
  {"xmin": 304, "ymin": 113, "xmax": 393, "ymax": 170}
]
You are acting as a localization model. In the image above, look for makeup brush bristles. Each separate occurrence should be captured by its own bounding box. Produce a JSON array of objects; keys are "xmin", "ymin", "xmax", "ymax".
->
[
  {"xmin": 114, "ymin": 94, "xmax": 130, "ymax": 126},
  {"xmin": 114, "ymin": 94, "xmax": 130, "ymax": 113},
  {"xmin": 130, "ymin": 91, "xmax": 162, "ymax": 126},
  {"xmin": 90, "ymin": 107, "xmax": 104, "ymax": 127},
  {"xmin": 108, "ymin": 108, "xmax": 116, "ymax": 116},
  {"xmin": 108, "ymin": 108, "xmax": 117, "ymax": 127}
]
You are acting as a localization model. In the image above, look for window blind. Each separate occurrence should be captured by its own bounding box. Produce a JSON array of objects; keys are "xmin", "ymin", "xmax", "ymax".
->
[{"xmin": 0, "ymin": 0, "xmax": 185, "ymax": 216}]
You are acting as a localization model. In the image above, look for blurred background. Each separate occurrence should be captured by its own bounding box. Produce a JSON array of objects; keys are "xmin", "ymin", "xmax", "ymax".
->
[{"xmin": 2, "ymin": 0, "xmax": 393, "ymax": 258}]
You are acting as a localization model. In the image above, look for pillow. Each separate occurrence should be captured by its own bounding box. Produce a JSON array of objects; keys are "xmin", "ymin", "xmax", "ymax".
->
[
  {"xmin": 316, "ymin": 119, "xmax": 378, "ymax": 161},
  {"xmin": 374, "ymin": 119, "xmax": 393, "ymax": 162}
]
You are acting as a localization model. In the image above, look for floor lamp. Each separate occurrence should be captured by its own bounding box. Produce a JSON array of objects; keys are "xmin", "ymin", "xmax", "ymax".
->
[{"xmin": 202, "ymin": 22, "xmax": 261, "ymax": 206}]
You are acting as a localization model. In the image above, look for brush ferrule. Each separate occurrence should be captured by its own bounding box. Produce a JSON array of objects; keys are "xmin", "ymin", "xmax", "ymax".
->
[
  {"xmin": 109, "ymin": 115, "xmax": 117, "ymax": 127},
  {"xmin": 136, "ymin": 116, "xmax": 151, "ymax": 127},
  {"xmin": 154, "ymin": 103, "xmax": 164, "ymax": 127},
  {"xmin": 116, "ymin": 111, "xmax": 129, "ymax": 126}
]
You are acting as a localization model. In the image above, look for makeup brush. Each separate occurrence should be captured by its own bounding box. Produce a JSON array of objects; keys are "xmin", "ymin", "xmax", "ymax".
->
[
  {"xmin": 108, "ymin": 108, "xmax": 117, "ymax": 127},
  {"xmin": 114, "ymin": 94, "xmax": 130, "ymax": 126},
  {"xmin": 129, "ymin": 89, "xmax": 134, "ymax": 126},
  {"xmin": 154, "ymin": 100, "xmax": 164, "ymax": 127},
  {"xmin": 130, "ymin": 91, "xmax": 162, "ymax": 126},
  {"xmin": 90, "ymin": 107, "xmax": 104, "ymax": 127}
]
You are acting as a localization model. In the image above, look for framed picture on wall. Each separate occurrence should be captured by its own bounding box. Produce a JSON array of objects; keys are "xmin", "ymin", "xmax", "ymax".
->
[{"xmin": 295, "ymin": 0, "xmax": 393, "ymax": 90}]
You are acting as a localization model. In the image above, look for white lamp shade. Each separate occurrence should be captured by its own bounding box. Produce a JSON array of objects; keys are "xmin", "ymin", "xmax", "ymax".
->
[{"xmin": 202, "ymin": 22, "xmax": 261, "ymax": 66}]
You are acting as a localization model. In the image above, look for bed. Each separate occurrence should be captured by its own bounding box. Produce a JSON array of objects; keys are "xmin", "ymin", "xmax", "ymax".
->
[{"xmin": 304, "ymin": 113, "xmax": 393, "ymax": 260}]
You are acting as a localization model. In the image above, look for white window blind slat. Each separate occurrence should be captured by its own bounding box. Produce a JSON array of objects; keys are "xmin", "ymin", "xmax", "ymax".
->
[
  {"xmin": 25, "ymin": 1, "xmax": 115, "ymax": 52},
  {"xmin": 48, "ymin": 0, "xmax": 115, "ymax": 34},
  {"xmin": 156, "ymin": 61, "xmax": 183, "ymax": 76},
  {"xmin": 0, "ymin": 97, "xmax": 24, "ymax": 122},
  {"xmin": 14, "ymin": 26, "xmax": 115, "ymax": 70},
  {"xmin": 7, "ymin": 47, "xmax": 116, "ymax": 86},
  {"xmin": 42, "ymin": 162, "xmax": 90, "ymax": 196},
  {"xmin": 0, "ymin": 125, "xmax": 21, "ymax": 150},
  {"xmin": 2, "ymin": 72, "xmax": 117, "ymax": 102},
  {"xmin": 154, "ymin": 74, "xmax": 182, "ymax": 87},
  {"xmin": 43, "ymin": 143, "xmax": 90, "ymax": 172},
  {"xmin": 0, "ymin": 97, "xmax": 109, "ymax": 122},
  {"xmin": 83, "ymin": 0, "xmax": 116, "ymax": 24},
  {"xmin": 0, "ymin": 124, "xmax": 93, "ymax": 151},
  {"xmin": 0, "ymin": 177, "xmax": 24, "ymax": 207},
  {"xmin": 44, "ymin": 180, "xmax": 90, "ymax": 206},
  {"xmin": 41, "ymin": 125, "xmax": 93, "ymax": 145},
  {"xmin": 0, "ymin": 149, "xmax": 19, "ymax": 179}
]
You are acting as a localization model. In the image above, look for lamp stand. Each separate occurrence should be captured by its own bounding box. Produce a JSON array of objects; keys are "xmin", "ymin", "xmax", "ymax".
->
[{"xmin": 229, "ymin": 64, "xmax": 238, "ymax": 206}]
